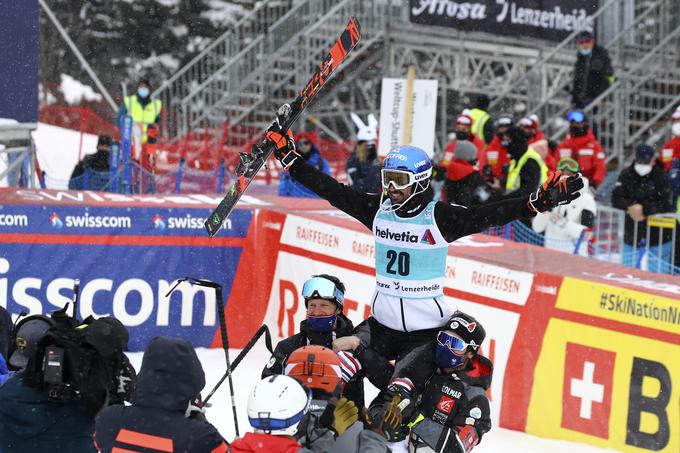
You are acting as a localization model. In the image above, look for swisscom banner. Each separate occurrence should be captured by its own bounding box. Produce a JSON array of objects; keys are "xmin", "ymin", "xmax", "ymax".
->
[
  {"xmin": 0, "ymin": 204, "xmax": 252, "ymax": 351},
  {"xmin": 410, "ymin": 0, "xmax": 599, "ymax": 42}
]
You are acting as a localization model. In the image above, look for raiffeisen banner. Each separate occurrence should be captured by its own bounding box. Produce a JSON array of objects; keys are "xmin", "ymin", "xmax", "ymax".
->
[{"xmin": 0, "ymin": 199, "xmax": 252, "ymax": 351}]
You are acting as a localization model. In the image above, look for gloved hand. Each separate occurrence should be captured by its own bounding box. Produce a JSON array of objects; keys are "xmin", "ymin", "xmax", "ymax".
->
[
  {"xmin": 367, "ymin": 390, "xmax": 408, "ymax": 441},
  {"xmin": 527, "ymin": 171, "xmax": 584, "ymax": 213},
  {"xmin": 321, "ymin": 397, "xmax": 359, "ymax": 437},
  {"xmin": 266, "ymin": 119, "xmax": 299, "ymax": 169},
  {"xmin": 337, "ymin": 350, "xmax": 362, "ymax": 386}
]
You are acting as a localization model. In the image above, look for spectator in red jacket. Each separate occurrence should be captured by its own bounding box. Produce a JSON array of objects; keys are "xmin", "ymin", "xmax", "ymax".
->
[
  {"xmin": 659, "ymin": 108, "xmax": 680, "ymax": 172},
  {"xmin": 481, "ymin": 114, "xmax": 513, "ymax": 186},
  {"xmin": 518, "ymin": 114, "xmax": 549, "ymax": 160},
  {"xmin": 553, "ymin": 110, "xmax": 606, "ymax": 188},
  {"xmin": 439, "ymin": 113, "xmax": 486, "ymax": 174}
]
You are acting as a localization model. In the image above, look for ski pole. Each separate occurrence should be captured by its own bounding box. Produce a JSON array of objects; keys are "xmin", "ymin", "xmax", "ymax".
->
[
  {"xmin": 204, "ymin": 324, "xmax": 274, "ymax": 405},
  {"xmin": 72, "ymin": 278, "xmax": 80, "ymax": 320}
]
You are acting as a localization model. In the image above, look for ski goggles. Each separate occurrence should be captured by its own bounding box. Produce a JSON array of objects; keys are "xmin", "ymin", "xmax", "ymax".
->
[
  {"xmin": 381, "ymin": 169, "xmax": 417, "ymax": 189},
  {"xmin": 436, "ymin": 331, "xmax": 472, "ymax": 354},
  {"xmin": 567, "ymin": 111, "xmax": 586, "ymax": 123},
  {"xmin": 249, "ymin": 388, "xmax": 312, "ymax": 431},
  {"xmin": 302, "ymin": 277, "xmax": 344, "ymax": 305},
  {"xmin": 557, "ymin": 157, "xmax": 579, "ymax": 173}
]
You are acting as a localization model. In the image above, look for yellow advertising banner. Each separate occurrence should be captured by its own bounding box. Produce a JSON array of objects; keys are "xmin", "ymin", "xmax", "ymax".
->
[
  {"xmin": 556, "ymin": 277, "xmax": 680, "ymax": 335},
  {"xmin": 526, "ymin": 318, "xmax": 679, "ymax": 452}
]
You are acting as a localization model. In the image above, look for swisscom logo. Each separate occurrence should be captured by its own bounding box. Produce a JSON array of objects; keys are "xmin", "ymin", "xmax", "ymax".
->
[
  {"xmin": 50, "ymin": 212, "xmax": 131, "ymax": 229},
  {"xmin": 152, "ymin": 213, "xmax": 228, "ymax": 230}
]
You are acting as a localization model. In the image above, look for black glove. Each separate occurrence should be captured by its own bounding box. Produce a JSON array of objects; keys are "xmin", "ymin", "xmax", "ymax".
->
[
  {"xmin": 433, "ymin": 165, "xmax": 447, "ymax": 182},
  {"xmin": 367, "ymin": 385, "xmax": 414, "ymax": 441},
  {"xmin": 527, "ymin": 171, "xmax": 584, "ymax": 213},
  {"xmin": 266, "ymin": 119, "xmax": 299, "ymax": 169}
]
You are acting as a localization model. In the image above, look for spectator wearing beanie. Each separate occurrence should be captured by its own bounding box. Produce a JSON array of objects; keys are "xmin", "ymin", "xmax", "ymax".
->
[
  {"xmin": 445, "ymin": 141, "xmax": 500, "ymax": 206},
  {"xmin": 68, "ymin": 135, "xmax": 113, "ymax": 191},
  {"xmin": 612, "ymin": 144, "xmax": 674, "ymax": 273}
]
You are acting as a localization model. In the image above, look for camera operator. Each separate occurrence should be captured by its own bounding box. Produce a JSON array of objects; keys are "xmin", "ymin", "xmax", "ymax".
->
[{"xmin": 0, "ymin": 312, "xmax": 134, "ymax": 452}]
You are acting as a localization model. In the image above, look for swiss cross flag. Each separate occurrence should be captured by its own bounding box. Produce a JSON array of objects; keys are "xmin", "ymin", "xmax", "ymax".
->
[
  {"xmin": 561, "ymin": 342, "xmax": 616, "ymax": 439},
  {"xmin": 437, "ymin": 395, "xmax": 455, "ymax": 414}
]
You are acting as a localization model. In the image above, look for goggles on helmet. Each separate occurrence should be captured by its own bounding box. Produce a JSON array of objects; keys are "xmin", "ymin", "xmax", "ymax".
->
[
  {"xmin": 302, "ymin": 277, "xmax": 344, "ymax": 305},
  {"xmin": 567, "ymin": 111, "xmax": 585, "ymax": 123},
  {"xmin": 249, "ymin": 388, "xmax": 312, "ymax": 431},
  {"xmin": 381, "ymin": 169, "xmax": 417, "ymax": 190},
  {"xmin": 437, "ymin": 331, "xmax": 473, "ymax": 354}
]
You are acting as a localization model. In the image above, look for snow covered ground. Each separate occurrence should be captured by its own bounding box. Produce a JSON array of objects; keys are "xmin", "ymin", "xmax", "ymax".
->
[
  {"xmin": 126, "ymin": 344, "xmax": 620, "ymax": 453},
  {"xmin": 32, "ymin": 122, "xmax": 99, "ymax": 187}
]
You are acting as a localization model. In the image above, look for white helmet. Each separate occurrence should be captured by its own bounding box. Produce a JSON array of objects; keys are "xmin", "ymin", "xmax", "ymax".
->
[{"xmin": 247, "ymin": 375, "xmax": 311, "ymax": 436}]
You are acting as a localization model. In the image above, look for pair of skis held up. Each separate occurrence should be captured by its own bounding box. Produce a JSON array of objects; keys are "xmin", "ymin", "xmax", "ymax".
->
[{"xmin": 204, "ymin": 16, "xmax": 362, "ymax": 237}]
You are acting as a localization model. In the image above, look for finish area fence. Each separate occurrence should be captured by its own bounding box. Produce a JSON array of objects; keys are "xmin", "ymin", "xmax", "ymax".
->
[{"xmin": 483, "ymin": 207, "xmax": 680, "ymax": 276}]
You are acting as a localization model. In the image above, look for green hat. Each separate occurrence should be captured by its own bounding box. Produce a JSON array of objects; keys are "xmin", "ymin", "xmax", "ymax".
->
[{"xmin": 557, "ymin": 157, "xmax": 579, "ymax": 173}]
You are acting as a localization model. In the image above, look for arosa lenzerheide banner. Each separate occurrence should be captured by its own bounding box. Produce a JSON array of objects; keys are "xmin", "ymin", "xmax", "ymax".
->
[{"xmin": 410, "ymin": 0, "xmax": 599, "ymax": 42}]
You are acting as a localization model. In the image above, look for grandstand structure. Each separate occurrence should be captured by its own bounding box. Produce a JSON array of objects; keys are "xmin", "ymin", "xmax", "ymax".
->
[{"xmin": 154, "ymin": 0, "xmax": 680, "ymax": 167}]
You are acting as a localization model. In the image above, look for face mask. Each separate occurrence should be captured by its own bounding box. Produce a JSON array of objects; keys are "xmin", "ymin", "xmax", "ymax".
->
[
  {"xmin": 672, "ymin": 123, "xmax": 680, "ymax": 136},
  {"xmin": 570, "ymin": 125, "xmax": 587, "ymax": 137},
  {"xmin": 137, "ymin": 87, "xmax": 150, "ymax": 98},
  {"xmin": 578, "ymin": 48, "xmax": 592, "ymax": 56},
  {"xmin": 306, "ymin": 314, "xmax": 336, "ymax": 332},
  {"xmin": 507, "ymin": 141, "xmax": 526, "ymax": 158},
  {"xmin": 366, "ymin": 143, "xmax": 377, "ymax": 160},
  {"xmin": 435, "ymin": 343, "xmax": 465, "ymax": 369},
  {"xmin": 634, "ymin": 163, "xmax": 653, "ymax": 176},
  {"xmin": 455, "ymin": 131, "xmax": 470, "ymax": 141},
  {"xmin": 500, "ymin": 139, "xmax": 509, "ymax": 147}
]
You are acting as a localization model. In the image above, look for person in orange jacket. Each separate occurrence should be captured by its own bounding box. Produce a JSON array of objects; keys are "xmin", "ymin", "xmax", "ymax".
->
[
  {"xmin": 552, "ymin": 110, "xmax": 606, "ymax": 189},
  {"xmin": 659, "ymin": 108, "xmax": 680, "ymax": 172}
]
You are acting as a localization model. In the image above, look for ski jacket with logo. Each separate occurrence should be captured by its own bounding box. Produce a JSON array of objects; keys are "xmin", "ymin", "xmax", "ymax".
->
[
  {"xmin": 553, "ymin": 130, "xmax": 606, "ymax": 188},
  {"xmin": 532, "ymin": 177, "xmax": 596, "ymax": 256},
  {"xmin": 444, "ymin": 161, "xmax": 500, "ymax": 206},
  {"xmin": 288, "ymin": 160, "xmax": 534, "ymax": 332},
  {"xmin": 409, "ymin": 355, "xmax": 493, "ymax": 453},
  {"xmin": 659, "ymin": 136, "xmax": 680, "ymax": 172}
]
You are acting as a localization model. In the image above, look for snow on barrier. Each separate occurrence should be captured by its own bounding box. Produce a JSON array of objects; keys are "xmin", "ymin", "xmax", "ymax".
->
[{"xmin": 0, "ymin": 187, "xmax": 678, "ymax": 452}]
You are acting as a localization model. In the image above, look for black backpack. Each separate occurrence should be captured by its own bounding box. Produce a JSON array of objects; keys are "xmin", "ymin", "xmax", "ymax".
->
[{"xmin": 23, "ymin": 309, "xmax": 135, "ymax": 416}]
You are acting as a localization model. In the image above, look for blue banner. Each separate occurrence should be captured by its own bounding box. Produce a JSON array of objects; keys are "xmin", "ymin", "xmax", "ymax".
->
[{"xmin": 0, "ymin": 203, "xmax": 253, "ymax": 351}]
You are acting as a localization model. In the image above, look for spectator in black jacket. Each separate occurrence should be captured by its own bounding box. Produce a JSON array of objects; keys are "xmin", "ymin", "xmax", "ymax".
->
[
  {"xmin": 262, "ymin": 274, "xmax": 364, "ymax": 409},
  {"xmin": 571, "ymin": 30, "xmax": 614, "ymax": 109},
  {"xmin": 347, "ymin": 113, "xmax": 381, "ymax": 193},
  {"xmin": 68, "ymin": 135, "xmax": 112, "ymax": 191},
  {"xmin": 95, "ymin": 336, "xmax": 228, "ymax": 453},
  {"xmin": 612, "ymin": 144, "xmax": 674, "ymax": 273},
  {"xmin": 445, "ymin": 141, "xmax": 499, "ymax": 206}
]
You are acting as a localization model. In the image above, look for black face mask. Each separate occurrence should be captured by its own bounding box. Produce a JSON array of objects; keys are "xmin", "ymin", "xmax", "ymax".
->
[
  {"xmin": 570, "ymin": 125, "xmax": 587, "ymax": 137},
  {"xmin": 507, "ymin": 141, "xmax": 527, "ymax": 158},
  {"xmin": 455, "ymin": 131, "xmax": 470, "ymax": 141}
]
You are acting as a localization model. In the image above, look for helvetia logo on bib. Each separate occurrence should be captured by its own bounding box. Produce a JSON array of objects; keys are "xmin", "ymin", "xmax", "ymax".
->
[{"xmin": 421, "ymin": 229, "xmax": 436, "ymax": 245}]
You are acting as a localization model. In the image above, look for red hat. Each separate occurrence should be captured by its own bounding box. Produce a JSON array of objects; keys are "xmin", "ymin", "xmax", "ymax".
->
[
  {"xmin": 519, "ymin": 114, "xmax": 539, "ymax": 130},
  {"xmin": 456, "ymin": 114, "xmax": 473, "ymax": 126}
]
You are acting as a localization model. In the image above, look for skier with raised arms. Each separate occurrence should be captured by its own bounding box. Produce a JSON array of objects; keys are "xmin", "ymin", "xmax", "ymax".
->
[{"xmin": 265, "ymin": 125, "xmax": 583, "ymax": 421}]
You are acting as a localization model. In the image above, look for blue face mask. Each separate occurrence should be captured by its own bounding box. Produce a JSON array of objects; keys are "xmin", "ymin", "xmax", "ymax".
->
[
  {"xmin": 137, "ymin": 87, "xmax": 150, "ymax": 98},
  {"xmin": 306, "ymin": 314, "xmax": 336, "ymax": 333},
  {"xmin": 578, "ymin": 48, "xmax": 592, "ymax": 56},
  {"xmin": 435, "ymin": 343, "xmax": 466, "ymax": 369}
]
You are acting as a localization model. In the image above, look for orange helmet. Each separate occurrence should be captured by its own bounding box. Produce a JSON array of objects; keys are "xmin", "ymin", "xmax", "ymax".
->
[{"xmin": 284, "ymin": 345, "xmax": 342, "ymax": 396}]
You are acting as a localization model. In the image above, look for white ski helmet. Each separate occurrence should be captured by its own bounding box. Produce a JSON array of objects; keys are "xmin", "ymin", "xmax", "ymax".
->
[{"xmin": 247, "ymin": 375, "xmax": 312, "ymax": 436}]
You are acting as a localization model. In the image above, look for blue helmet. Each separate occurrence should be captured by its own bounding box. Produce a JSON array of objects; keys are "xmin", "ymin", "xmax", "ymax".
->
[{"xmin": 383, "ymin": 146, "xmax": 432, "ymax": 176}]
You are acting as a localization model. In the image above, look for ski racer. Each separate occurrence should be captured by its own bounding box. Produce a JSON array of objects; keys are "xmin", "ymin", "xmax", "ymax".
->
[
  {"xmin": 230, "ymin": 374, "xmax": 401, "ymax": 452},
  {"xmin": 405, "ymin": 311, "xmax": 492, "ymax": 453},
  {"xmin": 265, "ymin": 124, "xmax": 583, "ymax": 397},
  {"xmin": 262, "ymin": 275, "xmax": 364, "ymax": 408}
]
